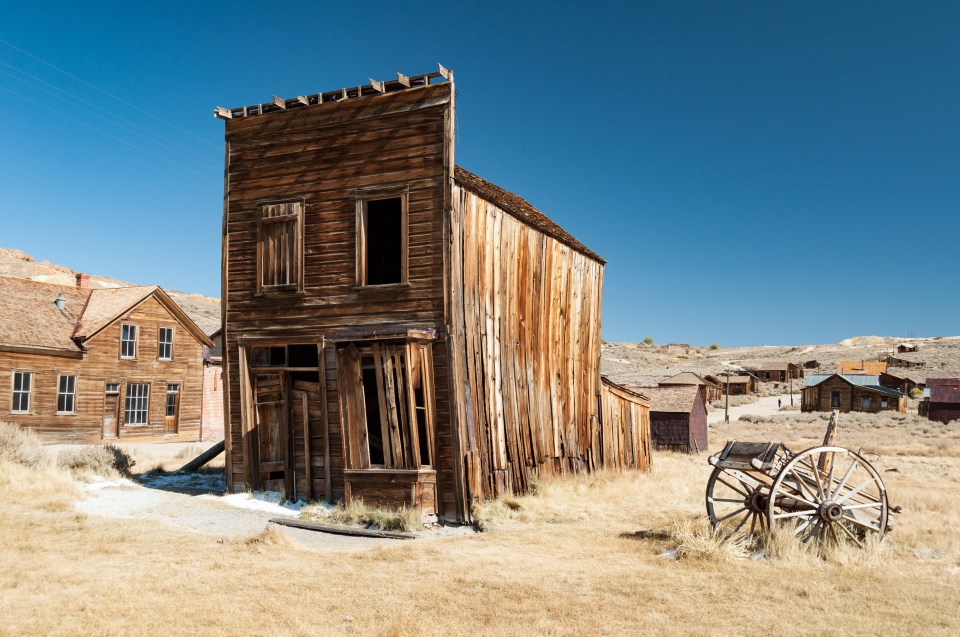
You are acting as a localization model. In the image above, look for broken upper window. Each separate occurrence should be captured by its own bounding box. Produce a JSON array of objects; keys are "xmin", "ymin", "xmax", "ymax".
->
[
  {"xmin": 258, "ymin": 200, "xmax": 303, "ymax": 292},
  {"xmin": 358, "ymin": 195, "xmax": 406, "ymax": 286},
  {"xmin": 337, "ymin": 342, "xmax": 434, "ymax": 470}
]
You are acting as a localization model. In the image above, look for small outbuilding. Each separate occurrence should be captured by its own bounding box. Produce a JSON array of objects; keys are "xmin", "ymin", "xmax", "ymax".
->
[
  {"xmin": 720, "ymin": 374, "xmax": 756, "ymax": 396},
  {"xmin": 802, "ymin": 374, "xmax": 905, "ymax": 413},
  {"xmin": 659, "ymin": 372, "xmax": 723, "ymax": 401},
  {"xmin": 922, "ymin": 378, "xmax": 960, "ymax": 424},
  {"xmin": 885, "ymin": 355, "xmax": 925, "ymax": 370},
  {"xmin": 640, "ymin": 385, "xmax": 708, "ymax": 453}
]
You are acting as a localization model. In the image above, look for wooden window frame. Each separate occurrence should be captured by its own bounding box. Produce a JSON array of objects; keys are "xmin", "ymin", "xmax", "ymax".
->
[
  {"xmin": 861, "ymin": 396, "xmax": 871, "ymax": 410},
  {"xmin": 56, "ymin": 374, "xmax": 78, "ymax": 415},
  {"xmin": 158, "ymin": 326, "xmax": 174, "ymax": 361},
  {"xmin": 165, "ymin": 383, "xmax": 181, "ymax": 417},
  {"xmin": 120, "ymin": 323, "xmax": 138, "ymax": 360},
  {"xmin": 355, "ymin": 187, "xmax": 409, "ymax": 288},
  {"xmin": 123, "ymin": 382, "xmax": 150, "ymax": 426},
  {"xmin": 830, "ymin": 390, "xmax": 841, "ymax": 408},
  {"xmin": 11, "ymin": 370, "xmax": 33, "ymax": 414},
  {"xmin": 256, "ymin": 198, "xmax": 305, "ymax": 295}
]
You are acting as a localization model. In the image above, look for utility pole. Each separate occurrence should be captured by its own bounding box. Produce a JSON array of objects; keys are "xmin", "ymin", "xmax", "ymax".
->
[
  {"xmin": 789, "ymin": 374, "xmax": 794, "ymax": 407},
  {"xmin": 724, "ymin": 371, "xmax": 730, "ymax": 423}
]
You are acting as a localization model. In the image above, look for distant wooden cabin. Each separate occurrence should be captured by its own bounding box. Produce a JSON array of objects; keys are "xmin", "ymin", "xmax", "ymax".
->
[
  {"xmin": 216, "ymin": 67, "xmax": 650, "ymax": 523},
  {"xmin": 878, "ymin": 372, "xmax": 923, "ymax": 396},
  {"xmin": 838, "ymin": 360, "xmax": 888, "ymax": 375},
  {"xmin": 897, "ymin": 343, "xmax": 919, "ymax": 354},
  {"xmin": 659, "ymin": 372, "xmax": 723, "ymax": 402},
  {"xmin": 885, "ymin": 355, "xmax": 925, "ymax": 370},
  {"xmin": 721, "ymin": 374, "xmax": 756, "ymax": 396},
  {"xmin": 746, "ymin": 362, "xmax": 803, "ymax": 383},
  {"xmin": 922, "ymin": 379, "xmax": 960, "ymax": 424},
  {"xmin": 802, "ymin": 360, "xmax": 820, "ymax": 370},
  {"xmin": 801, "ymin": 374, "xmax": 905, "ymax": 414},
  {"xmin": 0, "ymin": 276, "xmax": 213, "ymax": 442},
  {"xmin": 640, "ymin": 385, "xmax": 708, "ymax": 453}
]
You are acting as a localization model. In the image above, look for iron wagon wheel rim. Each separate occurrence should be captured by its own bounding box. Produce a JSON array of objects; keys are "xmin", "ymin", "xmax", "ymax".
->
[
  {"xmin": 767, "ymin": 445, "xmax": 888, "ymax": 553},
  {"xmin": 705, "ymin": 465, "xmax": 769, "ymax": 539}
]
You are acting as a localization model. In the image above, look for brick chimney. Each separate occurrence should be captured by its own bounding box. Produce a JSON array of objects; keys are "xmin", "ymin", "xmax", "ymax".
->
[{"xmin": 75, "ymin": 273, "xmax": 90, "ymax": 288}]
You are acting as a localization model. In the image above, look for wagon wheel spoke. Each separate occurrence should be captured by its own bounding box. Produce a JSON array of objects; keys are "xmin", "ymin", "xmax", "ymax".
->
[
  {"xmin": 715, "ymin": 474, "xmax": 750, "ymax": 498},
  {"xmin": 829, "ymin": 522, "xmax": 841, "ymax": 546},
  {"xmin": 837, "ymin": 521, "xmax": 864, "ymax": 548},
  {"xmin": 841, "ymin": 513, "xmax": 882, "ymax": 533},
  {"xmin": 749, "ymin": 512, "xmax": 757, "ymax": 538},
  {"xmin": 717, "ymin": 507, "xmax": 749, "ymax": 523},
  {"xmin": 797, "ymin": 456, "xmax": 827, "ymax": 500},
  {"xmin": 731, "ymin": 510, "xmax": 752, "ymax": 535},
  {"xmin": 836, "ymin": 479, "xmax": 879, "ymax": 505},
  {"xmin": 786, "ymin": 468, "xmax": 821, "ymax": 504},
  {"xmin": 772, "ymin": 508, "xmax": 817, "ymax": 520},
  {"xmin": 830, "ymin": 457, "xmax": 859, "ymax": 500},
  {"xmin": 709, "ymin": 497, "xmax": 746, "ymax": 504},
  {"xmin": 842, "ymin": 501, "xmax": 883, "ymax": 511}
]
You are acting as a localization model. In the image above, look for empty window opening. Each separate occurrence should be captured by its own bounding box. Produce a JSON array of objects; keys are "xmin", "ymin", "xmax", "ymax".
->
[
  {"xmin": 125, "ymin": 383, "xmax": 150, "ymax": 425},
  {"xmin": 361, "ymin": 357, "xmax": 385, "ymax": 465},
  {"xmin": 362, "ymin": 197, "xmax": 404, "ymax": 285},
  {"xmin": 12, "ymin": 371, "xmax": 32, "ymax": 412},
  {"xmin": 287, "ymin": 344, "xmax": 319, "ymax": 368},
  {"xmin": 158, "ymin": 327, "xmax": 173, "ymax": 360},
  {"xmin": 251, "ymin": 346, "xmax": 287, "ymax": 367},
  {"xmin": 58, "ymin": 375, "xmax": 77, "ymax": 413},
  {"xmin": 830, "ymin": 391, "xmax": 841, "ymax": 408},
  {"xmin": 121, "ymin": 324, "xmax": 138, "ymax": 359}
]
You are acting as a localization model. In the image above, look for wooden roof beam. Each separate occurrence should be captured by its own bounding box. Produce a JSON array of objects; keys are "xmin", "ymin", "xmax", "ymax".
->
[
  {"xmin": 272, "ymin": 95, "xmax": 287, "ymax": 109},
  {"xmin": 369, "ymin": 78, "xmax": 385, "ymax": 93},
  {"xmin": 437, "ymin": 63, "xmax": 453, "ymax": 81},
  {"xmin": 214, "ymin": 106, "xmax": 232, "ymax": 119},
  {"xmin": 396, "ymin": 72, "xmax": 411, "ymax": 88}
]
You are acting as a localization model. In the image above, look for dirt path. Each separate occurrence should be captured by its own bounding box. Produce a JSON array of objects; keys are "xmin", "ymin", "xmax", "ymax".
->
[
  {"xmin": 708, "ymin": 394, "xmax": 799, "ymax": 424},
  {"xmin": 74, "ymin": 478, "xmax": 397, "ymax": 551}
]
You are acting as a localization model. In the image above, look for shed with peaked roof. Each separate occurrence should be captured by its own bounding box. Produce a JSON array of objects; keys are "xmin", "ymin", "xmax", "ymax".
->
[
  {"xmin": 0, "ymin": 276, "xmax": 213, "ymax": 442},
  {"xmin": 744, "ymin": 361, "xmax": 803, "ymax": 383},
  {"xmin": 639, "ymin": 385, "xmax": 708, "ymax": 453},
  {"xmin": 660, "ymin": 371, "xmax": 723, "ymax": 401}
]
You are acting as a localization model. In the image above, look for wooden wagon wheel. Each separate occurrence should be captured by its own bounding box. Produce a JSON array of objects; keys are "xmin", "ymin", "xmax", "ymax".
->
[
  {"xmin": 767, "ymin": 446, "xmax": 888, "ymax": 551},
  {"xmin": 705, "ymin": 465, "xmax": 769, "ymax": 539}
]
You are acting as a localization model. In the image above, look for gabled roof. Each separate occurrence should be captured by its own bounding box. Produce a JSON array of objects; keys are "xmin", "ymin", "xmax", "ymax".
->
[
  {"xmin": 928, "ymin": 378, "xmax": 960, "ymax": 403},
  {"xmin": 660, "ymin": 372, "xmax": 720, "ymax": 388},
  {"xmin": 641, "ymin": 385, "xmax": 701, "ymax": 413},
  {"xmin": 0, "ymin": 277, "xmax": 213, "ymax": 354},
  {"xmin": 804, "ymin": 373, "xmax": 903, "ymax": 397},
  {"xmin": 454, "ymin": 166, "xmax": 605, "ymax": 264},
  {"xmin": 0, "ymin": 277, "xmax": 87, "ymax": 353},
  {"xmin": 724, "ymin": 375, "xmax": 754, "ymax": 384},
  {"xmin": 744, "ymin": 361, "xmax": 793, "ymax": 371},
  {"xmin": 838, "ymin": 361, "xmax": 888, "ymax": 375}
]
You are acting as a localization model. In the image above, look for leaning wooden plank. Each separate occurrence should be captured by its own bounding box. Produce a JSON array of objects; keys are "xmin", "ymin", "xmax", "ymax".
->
[
  {"xmin": 268, "ymin": 518, "xmax": 417, "ymax": 540},
  {"xmin": 177, "ymin": 440, "xmax": 225, "ymax": 473}
]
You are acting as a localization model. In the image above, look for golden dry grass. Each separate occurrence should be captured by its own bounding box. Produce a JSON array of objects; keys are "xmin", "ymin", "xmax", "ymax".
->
[{"xmin": 1, "ymin": 417, "xmax": 959, "ymax": 636}]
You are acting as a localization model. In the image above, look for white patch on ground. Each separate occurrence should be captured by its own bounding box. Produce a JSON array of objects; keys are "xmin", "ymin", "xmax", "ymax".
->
[
  {"xmin": 199, "ymin": 491, "xmax": 306, "ymax": 517},
  {"xmin": 82, "ymin": 477, "xmax": 137, "ymax": 491}
]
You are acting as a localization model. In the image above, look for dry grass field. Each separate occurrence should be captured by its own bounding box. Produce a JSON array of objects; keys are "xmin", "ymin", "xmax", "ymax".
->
[{"xmin": 2, "ymin": 413, "xmax": 959, "ymax": 636}]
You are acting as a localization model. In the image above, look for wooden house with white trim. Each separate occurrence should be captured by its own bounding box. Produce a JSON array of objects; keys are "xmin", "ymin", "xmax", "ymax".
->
[
  {"xmin": 0, "ymin": 276, "xmax": 213, "ymax": 442},
  {"xmin": 216, "ymin": 66, "xmax": 650, "ymax": 523}
]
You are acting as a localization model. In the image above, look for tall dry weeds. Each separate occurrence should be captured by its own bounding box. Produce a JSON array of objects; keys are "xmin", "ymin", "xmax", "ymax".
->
[{"xmin": 0, "ymin": 421, "xmax": 49, "ymax": 469}]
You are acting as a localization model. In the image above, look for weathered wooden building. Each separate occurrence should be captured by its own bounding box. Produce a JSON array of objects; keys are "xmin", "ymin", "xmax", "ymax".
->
[
  {"xmin": 745, "ymin": 362, "xmax": 803, "ymax": 383},
  {"xmin": 720, "ymin": 374, "xmax": 755, "ymax": 396},
  {"xmin": 639, "ymin": 385, "xmax": 708, "ymax": 453},
  {"xmin": 878, "ymin": 371, "xmax": 923, "ymax": 396},
  {"xmin": 838, "ymin": 360, "xmax": 888, "ymax": 375},
  {"xmin": 921, "ymin": 378, "xmax": 960, "ymax": 424},
  {"xmin": 897, "ymin": 343, "xmax": 919, "ymax": 354},
  {"xmin": 216, "ymin": 67, "xmax": 650, "ymax": 523},
  {"xmin": 885, "ymin": 355, "xmax": 925, "ymax": 370},
  {"xmin": 0, "ymin": 276, "xmax": 213, "ymax": 442},
  {"xmin": 801, "ymin": 374, "xmax": 905, "ymax": 414},
  {"xmin": 659, "ymin": 371, "xmax": 723, "ymax": 402}
]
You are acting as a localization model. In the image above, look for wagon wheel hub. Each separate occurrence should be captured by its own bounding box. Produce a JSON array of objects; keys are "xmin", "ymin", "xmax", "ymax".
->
[
  {"xmin": 747, "ymin": 491, "xmax": 767, "ymax": 513},
  {"xmin": 818, "ymin": 500, "xmax": 844, "ymax": 522}
]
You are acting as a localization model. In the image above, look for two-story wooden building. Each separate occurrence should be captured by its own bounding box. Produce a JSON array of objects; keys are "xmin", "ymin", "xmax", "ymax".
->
[
  {"xmin": 216, "ymin": 67, "xmax": 650, "ymax": 523},
  {"xmin": 0, "ymin": 276, "xmax": 213, "ymax": 442}
]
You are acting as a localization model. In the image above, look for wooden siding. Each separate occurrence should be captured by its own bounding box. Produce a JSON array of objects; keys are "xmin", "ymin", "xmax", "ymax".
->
[
  {"xmin": 1, "ymin": 296, "xmax": 205, "ymax": 442},
  {"xmin": 801, "ymin": 377, "xmax": 905, "ymax": 414},
  {"xmin": 222, "ymin": 83, "xmax": 455, "ymax": 513},
  {"xmin": 446, "ymin": 183, "xmax": 621, "ymax": 514},
  {"xmin": 649, "ymin": 391, "xmax": 707, "ymax": 453}
]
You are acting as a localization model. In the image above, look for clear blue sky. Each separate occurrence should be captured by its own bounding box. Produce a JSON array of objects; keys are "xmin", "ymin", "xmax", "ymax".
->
[{"xmin": 2, "ymin": 2, "xmax": 958, "ymax": 346}]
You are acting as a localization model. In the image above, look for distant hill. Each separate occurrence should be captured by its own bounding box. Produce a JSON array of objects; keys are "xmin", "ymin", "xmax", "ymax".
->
[{"xmin": 0, "ymin": 247, "xmax": 220, "ymax": 336}]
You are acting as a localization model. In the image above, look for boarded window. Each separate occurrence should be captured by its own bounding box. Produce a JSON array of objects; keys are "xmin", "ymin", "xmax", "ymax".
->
[
  {"xmin": 124, "ymin": 383, "xmax": 150, "ymax": 424},
  {"xmin": 158, "ymin": 327, "xmax": 173, "ymax": 360},
  {"xmin": 121, "ymin": 324, "xmax": 137, "ymax": 359},
  {"xmin": 336, "ymin": 342, "xmax": 434, "ymax": 470},
  {"xmin": 57, "ymin": 375, "xmax": 77, "ymax": 413},
  {"xmin": 11, "ymin": 371, "xmax": 32, "ymax": 412},
  {"xmin": 357, "ymin": 195, "xmax": 406, "ymax": 286},
  {"xmin": 258, "ymin": 200, "xmax": 303, "ymax": 292}
]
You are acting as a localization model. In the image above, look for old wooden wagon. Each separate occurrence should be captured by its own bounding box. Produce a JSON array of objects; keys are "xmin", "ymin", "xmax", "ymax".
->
[
  {"xmin": 215, "ymin": 65, "xmax": 650, "ymax": 523},
  {"xmin": 705, "ymin": 411, "xmax": 890, "ymax": 551}
]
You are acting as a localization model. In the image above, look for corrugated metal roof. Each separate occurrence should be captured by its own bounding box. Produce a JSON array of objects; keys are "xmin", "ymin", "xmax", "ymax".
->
[{"xmin": 805, "ymin": 373, "xmax": 903, "ymax": 397}]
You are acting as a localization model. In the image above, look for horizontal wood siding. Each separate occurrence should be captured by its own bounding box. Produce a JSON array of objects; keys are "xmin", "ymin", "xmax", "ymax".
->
[
  {"xmin": 1, "ymin": 296, "xmax": 204, "ymax": 442},
  {"xmin": 801, "ymin": 377, "xmax": 905, "ymax": 414},
  {"xmin": 222, "ymin": 84, "xmax": 454, "ymax": 509}
]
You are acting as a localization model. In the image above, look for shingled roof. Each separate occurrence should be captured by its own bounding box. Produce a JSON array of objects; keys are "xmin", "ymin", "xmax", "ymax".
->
[
  {"xmin": 642, "ymin": 385, "xmax": 700, "ymax": 413},
  {"xmin": 454, "ymin": 166, "xmax": 605, "ymax": 264},
  {"xmin": 0, "ymin": 277, "xmax": 87, "ymax": 353},
  {"xmin": 660, "ymin": 372, "xmax": 721, "ymax": 388}
]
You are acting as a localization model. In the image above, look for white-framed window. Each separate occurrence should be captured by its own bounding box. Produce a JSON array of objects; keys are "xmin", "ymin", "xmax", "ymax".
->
[
  {"xmin": 105, "ymin": 383, "xmax": 120, "ymax": 394},
  {"xmin": 57, "ymin": 375, "xmax": 77, "ymax": 414},
  {"xmin": 11, "ymin": 371, "xmax": 32, "ymax": 413},
  {"xmin": 158, "ymin": 327, "xmax": 174, "ymax": 360},
  {"xmin": 124, "ymin": 383, "xmax": 150, "ymax": 425},
  {"xmin": 165, "ymin": 383, "xmax": 180, "ymax": 417},
  {"xmin": 120, "ymin": 324, "xmax": 138, "ymax": 359}
]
